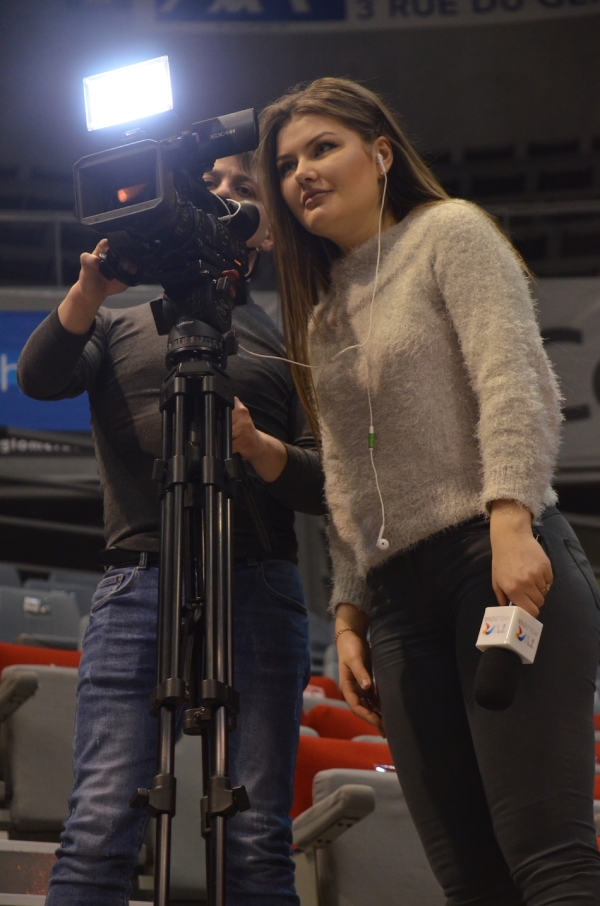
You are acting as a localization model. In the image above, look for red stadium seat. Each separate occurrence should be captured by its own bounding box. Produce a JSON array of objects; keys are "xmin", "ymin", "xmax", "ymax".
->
[
  {"xmin": 292, "ymin": 735, "xmax": 393, "ymax": 819},
  {"xmin": 303, "ymin": 703, "xmax": 382, "ymax": 741},
  {"xmin": 305, "ymin": 675, "xmax": 345, "ymax": 700},
  {"xmin": 0, "ymin": 641, "xmax": 81, "ymax": 675}
]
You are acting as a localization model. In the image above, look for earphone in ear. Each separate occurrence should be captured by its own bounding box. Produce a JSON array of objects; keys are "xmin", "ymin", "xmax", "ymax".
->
[
  {"xmin": 376, "ymin": 526, "xmax": 389, "ymax": 551},
  {"xmin": 376, "ymin": 152, "xmax": 386, "ymax": 177}
]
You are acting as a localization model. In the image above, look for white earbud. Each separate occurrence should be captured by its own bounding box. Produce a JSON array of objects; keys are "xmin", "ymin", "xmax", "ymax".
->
[
  {"xmin": 376, "ymin": 526, "xmax": 389, "ymax": 551},
  {"xmin": 376, "ymin": 152, "xmax": 386, "ymax": 177}
]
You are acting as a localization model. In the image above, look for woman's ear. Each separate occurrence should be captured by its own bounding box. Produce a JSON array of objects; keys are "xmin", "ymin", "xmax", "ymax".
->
[{"xmin": 374, "ymin": 137, "xmax": 393, "ymax": 176}]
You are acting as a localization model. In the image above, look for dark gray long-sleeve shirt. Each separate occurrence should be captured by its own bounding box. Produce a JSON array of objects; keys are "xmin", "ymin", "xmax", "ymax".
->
[{"xmin": 18, "ymin": 297, "xmax": 324, "ymax": 560}]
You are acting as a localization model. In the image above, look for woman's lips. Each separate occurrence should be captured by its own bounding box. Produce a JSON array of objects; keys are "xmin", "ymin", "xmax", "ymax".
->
[{"xmin": 304, "ymin": 190, "xmax": 330, "ymax": 208}]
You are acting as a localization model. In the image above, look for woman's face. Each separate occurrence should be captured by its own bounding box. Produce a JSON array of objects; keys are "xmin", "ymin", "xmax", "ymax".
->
[{"xmin": 276, "ymin": 114, "xmax": 393, "ymax": 254}]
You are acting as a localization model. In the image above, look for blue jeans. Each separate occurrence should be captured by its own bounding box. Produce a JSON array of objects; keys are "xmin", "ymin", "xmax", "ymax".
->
[{"xmin": 46, "ymin": 559, "xmax": 310, "ymax": 906}]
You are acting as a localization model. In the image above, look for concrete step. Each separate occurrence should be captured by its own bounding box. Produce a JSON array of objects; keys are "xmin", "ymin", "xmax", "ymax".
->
[
  {"xmin": 0, "ymin": 841, "xmax": 56, "ymax": 897},
  {"xmin": 0, "ymin": 898, "xmax": 149, "ymax": 905},
  {"xmin": 0, "ymin": 840, "xmax": 149, "ymax": 904}
]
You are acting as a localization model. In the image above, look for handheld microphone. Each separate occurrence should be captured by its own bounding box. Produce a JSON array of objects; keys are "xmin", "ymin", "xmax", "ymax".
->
[{"xmin": 474, "ymin": 605, "xmax": 543, "ymax": 710}]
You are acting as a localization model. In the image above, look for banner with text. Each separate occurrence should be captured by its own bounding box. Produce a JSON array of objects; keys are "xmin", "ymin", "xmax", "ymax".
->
[
  {"xmin": 139, "ymin": 0, "xmax": 600, "ymax": 31},
  {"xmin": 0, "ymin": 313, "xmax": 91, "ymax": 432}
]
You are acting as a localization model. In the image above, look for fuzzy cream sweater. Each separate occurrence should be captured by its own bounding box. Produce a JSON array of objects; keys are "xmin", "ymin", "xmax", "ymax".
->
[{"xmin": 308, "ymin": 200, "xmax": 562, "ymax": 613}]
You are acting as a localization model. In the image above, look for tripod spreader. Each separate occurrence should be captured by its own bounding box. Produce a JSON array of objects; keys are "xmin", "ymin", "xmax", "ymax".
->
[{"xmin": 183, "ymin": 678, "xmax": 239, "ymax": 733}]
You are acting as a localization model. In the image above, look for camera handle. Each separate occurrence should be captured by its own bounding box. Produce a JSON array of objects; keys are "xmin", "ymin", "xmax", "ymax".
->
[
  {"xmin": 130, "ymin": 314, "xmax": 249, "ymax": 906},
  {"xmin": 98, "ymin": 248, "xmax": 141, "ymax": 287}
]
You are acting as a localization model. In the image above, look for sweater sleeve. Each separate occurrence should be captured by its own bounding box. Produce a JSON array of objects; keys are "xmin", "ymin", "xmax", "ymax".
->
[
  {"xmin": 328, "ymin": 516, "xmax": 370, "ymax": 614},
  {"xmin": 17, "ymin": 307, "xmax": 106, "ymax": 400},
  {"xmin": 322, "ymin": 432, "xmax": 371, "ymax": 614},
  {"xmin": 432, "ymin": 202, "xmax": 563, "ymax": 519}
]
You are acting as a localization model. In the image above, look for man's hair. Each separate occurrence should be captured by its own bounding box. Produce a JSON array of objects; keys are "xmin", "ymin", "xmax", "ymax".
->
[{"xmin": 235, "ymin": 150, "xmax": 255, "ymax": 176}]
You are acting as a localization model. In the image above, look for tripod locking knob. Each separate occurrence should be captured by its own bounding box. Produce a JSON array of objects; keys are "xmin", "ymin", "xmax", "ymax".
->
[{"xmin": 224, "ymin": 330, "xmax": 238, "ymax": 356}]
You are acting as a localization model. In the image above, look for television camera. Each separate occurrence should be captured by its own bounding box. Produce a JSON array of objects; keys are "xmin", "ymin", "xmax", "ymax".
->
[{"xmin": 73, "ymin": 108, "xmax": 260, "ymax": 339}]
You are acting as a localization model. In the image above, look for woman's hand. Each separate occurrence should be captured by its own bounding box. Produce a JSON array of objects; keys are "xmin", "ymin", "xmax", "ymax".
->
[
  {"xmin": 231, "ymin": 397, "xmax": 288, "ymax": 482},
  {"xmin": 58, "ymin": 239, "xmax": 135, "ymax": 335},
  {"xmin": 490, "ymin": 499, "xmax": 553, "ymax": 618},
  {"xmin": 335, "ymin": 603, "xmax": 385, "ymax": 736}
]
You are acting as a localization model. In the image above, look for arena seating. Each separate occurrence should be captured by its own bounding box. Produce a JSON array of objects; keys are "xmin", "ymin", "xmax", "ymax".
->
[
  {"xmin": 302, "ymin": 703, "xmax": 382, "ymax": 741},
  {"xmin": 24, "ymin": 577, "xmax": 97, "ymax": 617},
  {"xmin": 0, "ymin": 586, "xmax": 80, "ymax": 649},
  {"xmin": 0, "ymin": 641, "xmax": 80, "ymax": 673},
  {"xmin": 0, "ymin": 565, "xmax": 20, "ymax": 588},
  {"xmin": 304, "ymin": 675, "xmax": 345, "ymax": 700},
  {"xmin": 293, "ymin": 768, "xmax": 444, "ymax": 906}
]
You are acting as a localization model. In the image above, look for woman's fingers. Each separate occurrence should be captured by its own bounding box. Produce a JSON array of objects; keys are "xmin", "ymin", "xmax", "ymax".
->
[
  {"xmin": 338, "ymin": 646, "xmax": 385, "ymax": 736},
  {"xmin": 491, "ymin": 525, "xmax": 553, "ymax": 618},
  {"xmin": 539, "ymin": 564, "xmax": 554, "ymax": 596},
  {"xmin": 339, "ymin": 675, "xmax": 385, "ymax": 733}
]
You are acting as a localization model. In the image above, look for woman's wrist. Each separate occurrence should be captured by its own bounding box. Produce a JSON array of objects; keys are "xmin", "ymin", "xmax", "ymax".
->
[
  {"xmin": 335, "ymin": 626, "xmax": 365, "ymax": 644},
  {"xmin": 490, "ymin": 499, "xmax": 533, "ymax": 535},
  {"xmin": 335, "ymin": 602, "xmax": 370, "ymax": 643}
]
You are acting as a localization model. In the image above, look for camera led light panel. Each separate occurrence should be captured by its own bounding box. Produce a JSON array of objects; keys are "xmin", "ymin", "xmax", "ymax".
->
[{"xmin": 83, "ymin": 56, "xmax": 173, "ymax": 132}]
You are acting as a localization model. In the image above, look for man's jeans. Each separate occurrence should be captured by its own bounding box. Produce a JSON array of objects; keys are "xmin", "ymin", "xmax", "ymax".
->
[{"xmin": 46, "ymin": 559, "xmax": 310, "ymax": 906}]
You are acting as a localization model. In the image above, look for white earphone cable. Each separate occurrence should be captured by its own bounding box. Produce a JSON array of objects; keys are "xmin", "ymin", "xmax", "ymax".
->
[
  {"xmin": 238, "ymin": 157, "xmax": 389, "ymax": 550},
  {"xmin": 238, "ymin": 166, "xmax": 388, "ymax": 370}
]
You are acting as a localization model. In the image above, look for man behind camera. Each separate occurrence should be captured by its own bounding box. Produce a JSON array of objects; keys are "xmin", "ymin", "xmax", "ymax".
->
[{"xmin": 18, "ymin": 153, "xmax": 324, "ymax": 906}]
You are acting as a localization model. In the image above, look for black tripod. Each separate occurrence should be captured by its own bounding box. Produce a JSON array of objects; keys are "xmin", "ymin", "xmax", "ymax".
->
[{"xmin": 131, "ymin": 293, "xmax": 252, "ymax": 906}]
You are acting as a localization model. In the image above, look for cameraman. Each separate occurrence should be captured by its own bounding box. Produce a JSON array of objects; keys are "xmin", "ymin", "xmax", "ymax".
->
[{"xmin": 18, "ymin": 154, "xmax": 324, "ymax": 906}]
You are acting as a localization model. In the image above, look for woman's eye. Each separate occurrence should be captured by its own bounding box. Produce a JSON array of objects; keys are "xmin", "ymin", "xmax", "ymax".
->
[
  {"xmin": 203, "ymin": 178, "xmax": 217, "ymax": 189},
  {"xmin": 236, "ymin": 184, "xmax": 257, "ymax": 199},
  {"xmin": 278, "ymin": 161, "xmax": 295, "ymax": 178},
  {"xmin": 315, "ymin": 142, "xmax": 336, "ymax": 156}
]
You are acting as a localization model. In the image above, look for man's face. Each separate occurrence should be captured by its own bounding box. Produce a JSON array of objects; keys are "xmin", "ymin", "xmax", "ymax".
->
[{"xmin": 203, "ymin": 156, "xmax": 273, "ymax": 252}]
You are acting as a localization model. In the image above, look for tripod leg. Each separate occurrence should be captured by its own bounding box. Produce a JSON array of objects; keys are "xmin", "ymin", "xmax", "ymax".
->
[
  {"xmin": 149, "ymin": 390, "xmax": 187, "ymax": 906},
  {"xmin": 202, "ymin": 387, "xmax": 239, "ymax": 906},
  {"xmin": 147, "ymin": 349, "xmax": 247, "ymax": 906},
  {"xmin": 155, "ymin": 711, "xmax": 176, "ymax": 906}
]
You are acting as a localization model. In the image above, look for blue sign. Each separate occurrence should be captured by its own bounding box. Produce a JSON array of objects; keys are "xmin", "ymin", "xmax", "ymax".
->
[
  {"xmin": 156, "ymin": 0, "xmax": 345, "ymax": 22},
  {"xmin": 0, "ymin": 312, "xmax": 91, "ymax": 432}
]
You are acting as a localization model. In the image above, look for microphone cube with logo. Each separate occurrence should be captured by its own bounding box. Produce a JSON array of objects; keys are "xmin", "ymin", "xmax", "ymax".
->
[
  {"xmin": 476, "ymin": 605, "xmax": 543, "ymax": 664},
  {"xmin": 474, "ymin": 606, "xmax": 543, "ymax": 710}
]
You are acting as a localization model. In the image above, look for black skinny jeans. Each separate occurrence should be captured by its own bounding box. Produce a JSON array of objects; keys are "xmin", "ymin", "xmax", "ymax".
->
[{"xmin": 367, "ymin": 507, "xmax": 600, "ymax": 906}]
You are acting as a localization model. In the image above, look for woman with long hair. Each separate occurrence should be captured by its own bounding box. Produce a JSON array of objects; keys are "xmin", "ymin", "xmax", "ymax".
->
[{"xmin": 255, "ymin": 78, "xmax": 600, "ymax": 905}]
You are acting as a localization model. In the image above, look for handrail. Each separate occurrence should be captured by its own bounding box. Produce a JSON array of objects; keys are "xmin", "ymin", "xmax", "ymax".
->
[
  {"xmin": 0, "ymin": 211, "xmax": 84, "ymax": 287},
  {"xmin": 486, "ymin": 199, "xmax": 600, "ymax": 219},
  {"xmin": 0, "ymin": 212, "xmax": 78, "ymax": 222}
]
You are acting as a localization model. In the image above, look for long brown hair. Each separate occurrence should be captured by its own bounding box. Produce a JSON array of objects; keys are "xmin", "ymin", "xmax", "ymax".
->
[{"xmin": 255, "ymin": 78, "xmax": 449, "ymax": 446}]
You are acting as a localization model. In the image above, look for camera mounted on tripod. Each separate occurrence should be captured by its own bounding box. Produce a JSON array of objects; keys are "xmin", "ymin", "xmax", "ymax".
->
[
  {"xmin": 76, "ymin": 58, "xmax": 265, "ymax": 904},
  {"xmin": 73, "ymin": 107, "xmax": 260, "ymax": 339}
]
